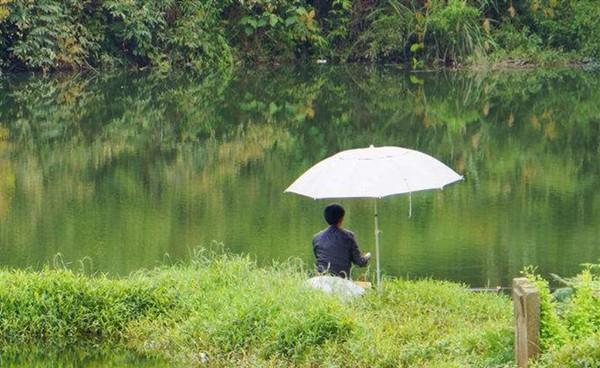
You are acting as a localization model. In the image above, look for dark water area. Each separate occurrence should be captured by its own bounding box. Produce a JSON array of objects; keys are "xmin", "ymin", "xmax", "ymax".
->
[
  {"xmin": 0, "ymin": 349, "xmax": 167, "ymax": 367},
  {"xmin": 0, "ymin": 66, "xmax": 598, "ymax": 287}
]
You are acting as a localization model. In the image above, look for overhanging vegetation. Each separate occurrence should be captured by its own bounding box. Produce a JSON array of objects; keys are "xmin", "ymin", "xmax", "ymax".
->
[{"xmin": 0, "ymin": 0, "xmax": 598, "ymax": 72}]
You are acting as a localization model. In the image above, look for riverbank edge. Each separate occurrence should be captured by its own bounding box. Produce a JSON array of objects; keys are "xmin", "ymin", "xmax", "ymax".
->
[
  {"xmin": 1, "ymin": 250, "xmax": 599, "ymax": 366},
  {"xmin": 1, "ymin": 50, "xmax": 596, "ymax": 77}
]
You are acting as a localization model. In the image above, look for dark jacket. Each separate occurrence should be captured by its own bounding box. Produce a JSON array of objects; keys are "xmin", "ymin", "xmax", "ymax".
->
[{"xmin": 312, "ymin": 225, "xmax": 369, "ymax": 278}]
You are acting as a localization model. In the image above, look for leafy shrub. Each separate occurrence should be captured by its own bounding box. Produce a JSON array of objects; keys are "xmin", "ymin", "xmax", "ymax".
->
[
  {"xmin": 2, "ymin": 1, "xmax": 89, "ymax": 71},
  {"xmin": 570, "ymin": 1, "xmax": 600, "ymax": 59},
  {"xmin": 513, "ymin": 0, "xmax": 600, "ymax": 60},
  {"xmin": 0, "ymin": 0, "xmax": 234, "ymax": 72},
  {"xmin": 230, "ymin": 0, "xmax": 325, "ymax": 62},
  {"xmin": 426, "ymin": 0, "xmax": 485, "ymax": 64},
  {"xmin": 321, "ymin": 0, "xmax": 352, "ymax": 60},
  {"xmin": 350, "ymin": 0, "xmax": 489, "ymax": 66},
  {"xmin": 527, "ymin": 263, "xmax": 600, "ymax": 366},
  {"xmin": 522, "ymin": 267, "xmax": 568, "ymax": 350},
  {"xmin": 492, "ymin": 23, "xmax": 543, "ymax": 53},
  {"xmin": 536, "ymin": 333, "xmax": 600, "ymax": 368},
  {"xmin": 351, "ymin": 0, "xmax": 417, "ymax": 63}
]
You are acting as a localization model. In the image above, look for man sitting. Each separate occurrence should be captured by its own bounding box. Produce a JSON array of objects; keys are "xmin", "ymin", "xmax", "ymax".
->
[{"xmin": 312, "ymin": 204, "xmax": 371, "ymax": 278}]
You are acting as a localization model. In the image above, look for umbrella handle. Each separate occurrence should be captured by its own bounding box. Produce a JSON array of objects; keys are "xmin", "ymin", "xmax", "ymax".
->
[{"xmin": 374, "ymin": 199, "xmax": 381, "ymax": 288}]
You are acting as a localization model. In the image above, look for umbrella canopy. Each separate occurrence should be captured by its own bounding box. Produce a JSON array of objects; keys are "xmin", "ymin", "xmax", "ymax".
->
[
  {"xmin": 285, "ymin": 146, "xmax": 462, "ymax": 199},
  {"xmin": 285, "ymin": 145, "xmax": 463, "ymax": 286}
]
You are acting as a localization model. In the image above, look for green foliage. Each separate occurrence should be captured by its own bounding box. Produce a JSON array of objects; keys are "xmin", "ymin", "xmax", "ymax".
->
[
  {"xmin": 0, "ymin": 0, "xmax": 597, "ymax": 71},
  {"xmin": 321, "ymin": 0, "xmax": 352, "ymax": 60},
  {"xmin": 526, "ymin": 264, "xmax": 600, "ymax": 366},
  {"xmin": 490, "ymin": 21, "xmax": 560, "ymax": 66},
  {"xmin": 101, "ymin": 0, "xmax": 169, "ymax": 64},
  {"xmin": 522, "ymin": 267, "xmax": 568, "ymax": 350},
  {"xmin": 351, "ymin": 0, "xmax": 417, "ymax": 63},
  {"xmin": 231, "ymin": 1, "xmax": 325, "ymax": 62},
  {"xmin": 0, "ymin": 248, "xmax": 514, "ymax": 366},
  {"xmin": 2, "ymin": 0, "xmax": 91, "ymax": 71},
  {"xmin": 535, "ymin": 333, "xmax": 600, "ymax": 368},
  {"xmin": 102, "ymin": 0, "xmax": 234, "ymax": 70},
  {"xmin": 0, "ymin": 0, "xmax": 234, "ymax": 72},
  {"xmin": 350, "ymin": 0, "xmax": 500, "ymax": 66},
  {"xmin": 488, "ymin": 0, "xmax": 600, "ymax": 64},
  {"xmin": 572, "ymin": 2, "xmax": 600, "ymax": 59},
  {"xmin": 522, "ymin": 0, "xmax": 600, "ymax": 59},
  {"xmin": 0, "ymin": 268, "xmax": 176, "ymax": 350},
  {"xmin": 427, "ymin": 0, "xmax": 485, "ymax": 64}
]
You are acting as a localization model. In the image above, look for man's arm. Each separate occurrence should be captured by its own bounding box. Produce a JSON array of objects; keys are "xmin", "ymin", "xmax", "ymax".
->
[{"xmin": 347, "ymin": 232, "xmax": 370, "ymax": 267}]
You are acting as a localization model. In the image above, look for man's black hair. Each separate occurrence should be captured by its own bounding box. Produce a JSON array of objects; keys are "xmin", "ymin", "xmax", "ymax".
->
[{"xmin": 324, "ymin": 203, "xmax": 345, "ymax": 225}]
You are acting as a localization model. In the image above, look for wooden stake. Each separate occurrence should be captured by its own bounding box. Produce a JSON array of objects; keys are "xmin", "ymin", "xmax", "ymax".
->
[{"xmin": 512, "ymin": 277, "xmax": 541, "ymax": 367}]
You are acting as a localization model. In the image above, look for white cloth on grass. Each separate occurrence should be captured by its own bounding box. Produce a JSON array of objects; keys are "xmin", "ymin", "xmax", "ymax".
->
[{"xmin": 305, "ymin": 276, "xmax": 365, "ymax": 298}]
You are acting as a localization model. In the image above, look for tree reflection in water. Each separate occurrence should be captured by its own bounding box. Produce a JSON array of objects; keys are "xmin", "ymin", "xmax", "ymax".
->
[{"xmin": 0, "ymin": 66, "xmax": 598, "ymax": 286}]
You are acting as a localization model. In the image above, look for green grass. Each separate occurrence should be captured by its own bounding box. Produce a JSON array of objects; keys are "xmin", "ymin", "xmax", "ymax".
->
[
  {"xmin": 4, "ymin": 248, "xmax": 598, "ymax": 367},
  {"xmin": 0, "ymin": 248, "xmax": 514, "ymax": 367}
]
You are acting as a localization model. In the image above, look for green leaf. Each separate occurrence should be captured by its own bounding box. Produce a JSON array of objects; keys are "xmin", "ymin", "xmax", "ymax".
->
[
  {"xmin": 285, "ymin": 17, "xmax": 297, "ymax": 26},
  {"xmin": 410, "ymin": 75, "xmax": 424, "ymax": 85},
  {"xmin": 240, "ymin": 16, "xmax": 258, "ymax": 29},
  {"xmin": 239, "ymin": 16, "xmax": 253, "ymax": 25},
  {"xmin": 269, "ymin": 102, "xmax": 278, "ymax": 115},
  {"xmin": 410, "ymin": 43, "xmax": 424, "ymax": 53}
]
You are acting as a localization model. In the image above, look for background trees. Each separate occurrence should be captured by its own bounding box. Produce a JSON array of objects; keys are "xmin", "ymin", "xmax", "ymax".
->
[{"xmin": 0, "ymin": 0, "xmax": 598, "ymax": 72}]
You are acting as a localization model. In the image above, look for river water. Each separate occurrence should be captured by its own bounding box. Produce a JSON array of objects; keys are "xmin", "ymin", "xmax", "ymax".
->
[{"xmin": 0, "ymin": 66, "xmax": 598, "ymax": 286}]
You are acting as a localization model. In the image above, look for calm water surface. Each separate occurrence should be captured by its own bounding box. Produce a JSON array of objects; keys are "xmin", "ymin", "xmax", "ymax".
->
[{"xmin": 0, "ymin": 66, "xmax": 598, "ymax": 286}]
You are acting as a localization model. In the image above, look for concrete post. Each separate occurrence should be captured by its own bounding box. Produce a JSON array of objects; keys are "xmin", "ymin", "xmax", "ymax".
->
[{"xmin": 512, "ymin": 277, "xmax": 541, "ymax": 368}]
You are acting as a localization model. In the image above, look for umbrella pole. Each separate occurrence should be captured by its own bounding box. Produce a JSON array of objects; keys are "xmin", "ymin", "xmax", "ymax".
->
[{"xmin": 374, "ymin": 199, "xmax": 381, "ymax": 288}]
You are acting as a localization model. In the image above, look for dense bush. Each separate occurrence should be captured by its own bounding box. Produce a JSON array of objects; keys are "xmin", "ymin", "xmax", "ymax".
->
[
  {"xmin": 0, "ymin": 248, "xmax": 513, "ymax": 366},
  {"xmin": 523, "ymin": 0, "xmax": 600, "ymax": 59},
  {"xmin": 0, "ymin": 0, "xmax": 598, "ymax": 72},
  {"xmin": 0, "ymin": 0, "xmax": 235, "ymax": 71},
  {"xmin": 232, "ymin": 0, "xmax": 327, "ymax": 62},
  {"xmin": 427, "ymin": 0, "xmax": 484, "ymax": 64}
]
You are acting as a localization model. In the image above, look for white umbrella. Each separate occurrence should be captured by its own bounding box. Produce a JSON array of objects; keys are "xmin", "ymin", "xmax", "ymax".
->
[{"xmin": 285, "ymin": 145, "xmax": 463, "ymax": 286}]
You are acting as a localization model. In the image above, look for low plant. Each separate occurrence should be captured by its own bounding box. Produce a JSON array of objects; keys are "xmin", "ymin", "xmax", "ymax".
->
[{"xmin": 526, "ymin": 263, "xmax": 600, "ymax": 366}]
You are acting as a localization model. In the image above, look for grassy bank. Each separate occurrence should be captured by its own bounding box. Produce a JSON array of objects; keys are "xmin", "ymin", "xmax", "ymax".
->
[
  {"xmin": 0, "ymin": 1, "xmax": 598, "ymax": 72},
  {"xmin": 0, "ymin": 248, "xmax": 514, "ymax": 367},
  {"xmin": 2, "ymin": 248, "xmax": 599, "ymax": 367}
]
